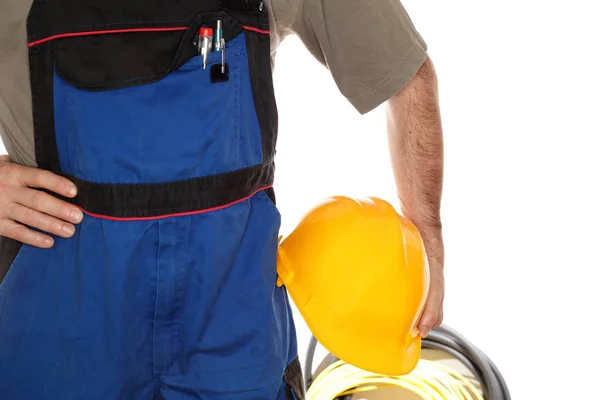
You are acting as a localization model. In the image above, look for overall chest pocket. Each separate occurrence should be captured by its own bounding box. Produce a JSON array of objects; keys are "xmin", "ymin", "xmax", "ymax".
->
[{"xmin": 51, "ymin": 14, "xmax": 263, "ymax": 185}]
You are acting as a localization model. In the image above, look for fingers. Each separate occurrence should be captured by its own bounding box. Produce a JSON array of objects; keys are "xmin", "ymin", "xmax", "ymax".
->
[
  {"xmin": 417, "ymin": 308, "xmax": 438, "ymax": 339},
  {"xmin": 0, "ymin": 219, "xmax": 54, "ymax": 248},
  {"xmin": 14, "ymin": 164, "xmax": 77, "ymax": 199},
  {"xmin": 418, "ymin": 299, "xmax": 444, "ymax": 338},
  {"xmin": 417, "ymin": 257, "xmax": 445, "ymax": 338},
  {"xmin": 8, "ymin": 203, "xmax": 76, "ymax": 239},
  {"xmin": 434, "ymin": 310, "xmax": 444, "ymax": 327},
  {"xmin": 17, "ymin": 186, "xmax": 83, "ymax": 224},
  {"xmin": 0, "ymin": 161, "xmax": 82, "ymax": 248}
]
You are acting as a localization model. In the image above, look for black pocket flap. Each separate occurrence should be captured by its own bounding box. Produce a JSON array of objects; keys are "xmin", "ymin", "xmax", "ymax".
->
[
  {"xmin": 55, "ymin": 30, "xmax": 187, "ymax": 91},
  {"xmin": 54, "ymin": 12, "xmax": 243, "ymax": 92}
]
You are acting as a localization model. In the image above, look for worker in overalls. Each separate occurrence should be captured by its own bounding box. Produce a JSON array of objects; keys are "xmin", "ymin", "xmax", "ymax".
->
[{"xmin": 0, "ymin": 0, "xmax": 445, "ymax": 398}]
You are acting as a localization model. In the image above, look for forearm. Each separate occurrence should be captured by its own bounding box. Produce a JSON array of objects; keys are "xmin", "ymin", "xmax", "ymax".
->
[{"xmin": 386, "ymin": 57, "xmax": 444, "ymax": 262}]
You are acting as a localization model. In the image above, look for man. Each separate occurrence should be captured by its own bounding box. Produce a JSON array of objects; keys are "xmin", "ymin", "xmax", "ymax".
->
[{"xmin": 0, "ymin": 0, "xmax": 444, "ymax": 398}]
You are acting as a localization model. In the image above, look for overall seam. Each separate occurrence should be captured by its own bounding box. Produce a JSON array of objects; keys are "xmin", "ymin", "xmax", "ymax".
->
[
  {"xmin": 171, "ymin": 218, "xmax": 188, "ymax": 374},
  {"xmin": 234, "ymin": 51, "xmax": 242, "ymax": 167},
  {"xmin": 245, "ymin": 32, "xmax": 266, "ymax": 161},
  {"xmin": 152, "ymin": 225, "xmax": 162, "ymax": 396}
]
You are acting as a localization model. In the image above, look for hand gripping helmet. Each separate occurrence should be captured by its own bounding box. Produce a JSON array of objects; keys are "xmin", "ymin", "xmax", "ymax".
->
[{"xmin": 276, "ymin": 196, "xmax": 430, "ymax": 376}]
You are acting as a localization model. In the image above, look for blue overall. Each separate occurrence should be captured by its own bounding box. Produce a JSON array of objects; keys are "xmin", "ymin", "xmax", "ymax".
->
[{"xmin": 0, "ymin": 1, "xmax": 303, "ymax": 399}]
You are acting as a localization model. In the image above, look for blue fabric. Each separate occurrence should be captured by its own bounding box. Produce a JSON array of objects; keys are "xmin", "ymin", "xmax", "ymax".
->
[
  {"xmin": 0, "ymin": 192, "xmax": 297, "ymax": 399},
  {"xmin": 53, "ymin": 33, "xmax": 263, "ymax": 184},
  {"xmin": 0, "ymin": 31, "xmax": 298, "ymax": 399}
]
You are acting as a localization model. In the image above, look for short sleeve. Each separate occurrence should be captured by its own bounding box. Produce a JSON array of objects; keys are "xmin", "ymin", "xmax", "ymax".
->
[{"xmin": 288, "ymin": 0, "xmax": 428, "ymax": 114}]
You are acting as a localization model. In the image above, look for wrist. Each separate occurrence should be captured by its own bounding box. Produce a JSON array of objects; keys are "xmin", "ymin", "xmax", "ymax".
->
[
  {"xmin": 411, "ymin": 220, "xmax": 444, "ymax": 269},
  {"xmin": 402, "ymin": 211, "xmax": 442, "ymax": 232}
]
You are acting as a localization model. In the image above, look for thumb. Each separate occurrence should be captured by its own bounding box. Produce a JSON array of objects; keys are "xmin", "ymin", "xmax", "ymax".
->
[{"xmin": 417, "ymin": 299, "xmax": 441, "ymax": 338}]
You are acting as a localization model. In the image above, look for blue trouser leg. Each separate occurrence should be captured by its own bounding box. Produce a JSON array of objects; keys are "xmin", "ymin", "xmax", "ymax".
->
[
  {"xmin": 0, "ymin": 217, "xmax": 158, "ymax": 398},
  {"xmin": 156, "ymin": 191, "xmax": 297, "ymax": 399},
  {"xmin": 0, "ymin": 191, "xmax": 299, "ymax": 399}
]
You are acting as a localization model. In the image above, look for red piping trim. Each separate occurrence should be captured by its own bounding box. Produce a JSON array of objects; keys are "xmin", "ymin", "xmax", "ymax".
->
[
  {"xmin": 28, "ymin": 27, "xmax": 187, "ymax": 48},
  {"xmin": 77, "ymin": 185, "xmax": 273, "ymax": 221},
  {"xmin": 242, "ymin": 26, "xmax": 271, "ymax": 35},
  {"xmin": 28, "ymin": 25, "xmax": 270, "ymax": 47}
]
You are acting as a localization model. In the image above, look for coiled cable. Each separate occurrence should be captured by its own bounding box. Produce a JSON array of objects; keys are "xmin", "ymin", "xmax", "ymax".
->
[
  {"xmin": 423, "ymin": 326, "xmax": 510, "ymax": 400},
  {"xmin": 306, "ymin": 359, "xmax": 483, "ymax": 400},
  {"xmin": 304, "ymin": 325, "xmax": 510, "ymax": 400}
]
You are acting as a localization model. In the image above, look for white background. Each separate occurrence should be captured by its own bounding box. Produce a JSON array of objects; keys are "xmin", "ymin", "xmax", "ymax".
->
[
  {"xmin": 271, "ymin": 1, "xmax": 600, "ymax": 399},
  {"xmin": 2, "ymin": 1, "xmax": 599, "ymax": 399}
]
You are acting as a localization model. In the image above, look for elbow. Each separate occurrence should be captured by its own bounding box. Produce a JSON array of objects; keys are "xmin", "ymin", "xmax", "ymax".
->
[
  {"xmin": 389, "ymin": 56, "xmax": 439, "ymax": 109},
  {"xmin": 395, "ymin": 56, "xmax": 438, "ymax": 101},
  {"xmin": 414, "ymin": 56, "xmax": 437, "ymax": 85}
]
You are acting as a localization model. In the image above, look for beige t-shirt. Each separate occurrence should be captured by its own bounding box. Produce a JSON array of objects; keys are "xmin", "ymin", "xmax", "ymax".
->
[{"xmin": 0, "ymin": 0, "xmax": 427, "ymax": 167}]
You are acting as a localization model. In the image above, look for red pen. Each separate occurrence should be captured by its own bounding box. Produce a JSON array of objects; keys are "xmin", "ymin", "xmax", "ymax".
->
[{"xmin": 198, "ymin": 27, "xmax": 213, "ymax": 69}]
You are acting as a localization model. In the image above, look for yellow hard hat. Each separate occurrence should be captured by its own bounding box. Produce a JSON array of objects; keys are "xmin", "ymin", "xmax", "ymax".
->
[{"xmin": 277, "ymin": 196, "xmax": 430, "ymax": 376}]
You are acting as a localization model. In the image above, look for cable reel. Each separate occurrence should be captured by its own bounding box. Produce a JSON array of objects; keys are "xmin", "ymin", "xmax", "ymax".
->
[{"xmin": 304, "ymin": 325, "xmax": 511, "ymax": 400}]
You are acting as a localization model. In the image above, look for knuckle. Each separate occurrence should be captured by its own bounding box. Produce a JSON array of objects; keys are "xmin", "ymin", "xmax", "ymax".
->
[
  {"xmin": 44, "ymin": 171, "xmax": 59, "ymax": 187},
  {"xmin": 0, "ymin": 185, "xmax": 11, "ymax": 208},
  {"xmin": 30, "ymin": 170, "xmax": 45, "ymax": 187},
  {"xmin": 420, "ymin": 314, "xmax": 435, "ymax": 326},
  {"xmin": 424, "ymin": 302, "xmax": 437, "ymax": 314},
  {"xmin": 30, "ymin": 191, "xmax": 46, "ymax": 210},
  {"xmin": 9, "ymin": 225, "xmax": 29, "ymax": 241},
  {"xmin": 58, "ymin": 203, "xmax": 72, "ymax": 218},
  {"xmin": 0, "ymin": 160, "xmax": 13, "ymax": 174},
  {"xmin": 46, "ymin": 172, "xmax": 62, "ymax": 190},
  {"xmin": 50, "ymin": 221, "xmax": 63, "ymax": 235},
  {"xmin": 22, "ymin": 207, "xmax": 38, "ymax": 226},
  {"xmin": 5, "ymin": 203, "xmax": 19, "ymax": 218}
]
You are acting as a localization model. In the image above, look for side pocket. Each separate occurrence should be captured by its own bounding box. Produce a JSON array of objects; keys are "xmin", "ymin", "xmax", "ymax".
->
[
  {"xmin": 0, "ymin": 237, "xmax": 25, "ymax": 305},
  {"xmin": 284, "ymin": 357, "xmax": 305, "ymax": 400},
  {"xmin": 0, "ymin": 237, "xmax": 24, "ymax": 288},
  {"xmin": 265, "ymin": 187, "xmax": 276, "ymax": 205},
  {"xmin": 258, "ymin": 188, "xmax": 281, "ymax": 222}
]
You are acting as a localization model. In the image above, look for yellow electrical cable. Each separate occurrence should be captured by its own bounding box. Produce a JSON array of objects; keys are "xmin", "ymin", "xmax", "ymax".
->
[{"xmin": 306, "ymin": 359, "xmax": 485, "ymax": 400}]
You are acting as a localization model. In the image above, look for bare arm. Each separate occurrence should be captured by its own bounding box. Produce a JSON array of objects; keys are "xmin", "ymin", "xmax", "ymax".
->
[{"xmin": 386, "ymin": 57, "xmax": 445, "ymax": 337}]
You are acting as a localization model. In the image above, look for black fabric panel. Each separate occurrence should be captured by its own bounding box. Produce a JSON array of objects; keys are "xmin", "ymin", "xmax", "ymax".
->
[
  {"xmin": 55, "ymin": 30, "xmax": 184, "ymax": 90},
  {"xmin": 28, "ymin": 0, "xmax": 268, "ymax": 43},
  {"xmin": 245, "ymin": 29, "xmax": 278, "ymax": 162},
  {"xmin": 29, "ymin": 44, "xmax": 60, "ymax": 172},
  {"xmin": 55, "ymin": 160, "xmax": 275, "ymax": 218},
  {"xmin": 265, "ymin": 186, "xmax": 276, "ymax": 205},
  {"xmin": 223, "ymin": 7, "xmax": 268, "ymax": 31},
  {"xmin": 284, "ymin": 357, "xmax": 306, "ymax": 400},
  {"xmin": 28, "ymin": 0, "xmax": 215, "ymax": 43},
  {"xmin": 54, "ymin": 11, "xmax": 243, "ymax": 92},
  {"xmin": 223, "ymin": 0, "xmax": 266, "ymax": 15},
  {"xmin": 0, "ymin": 237, "xmax": 23, "ymax": 286}
]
